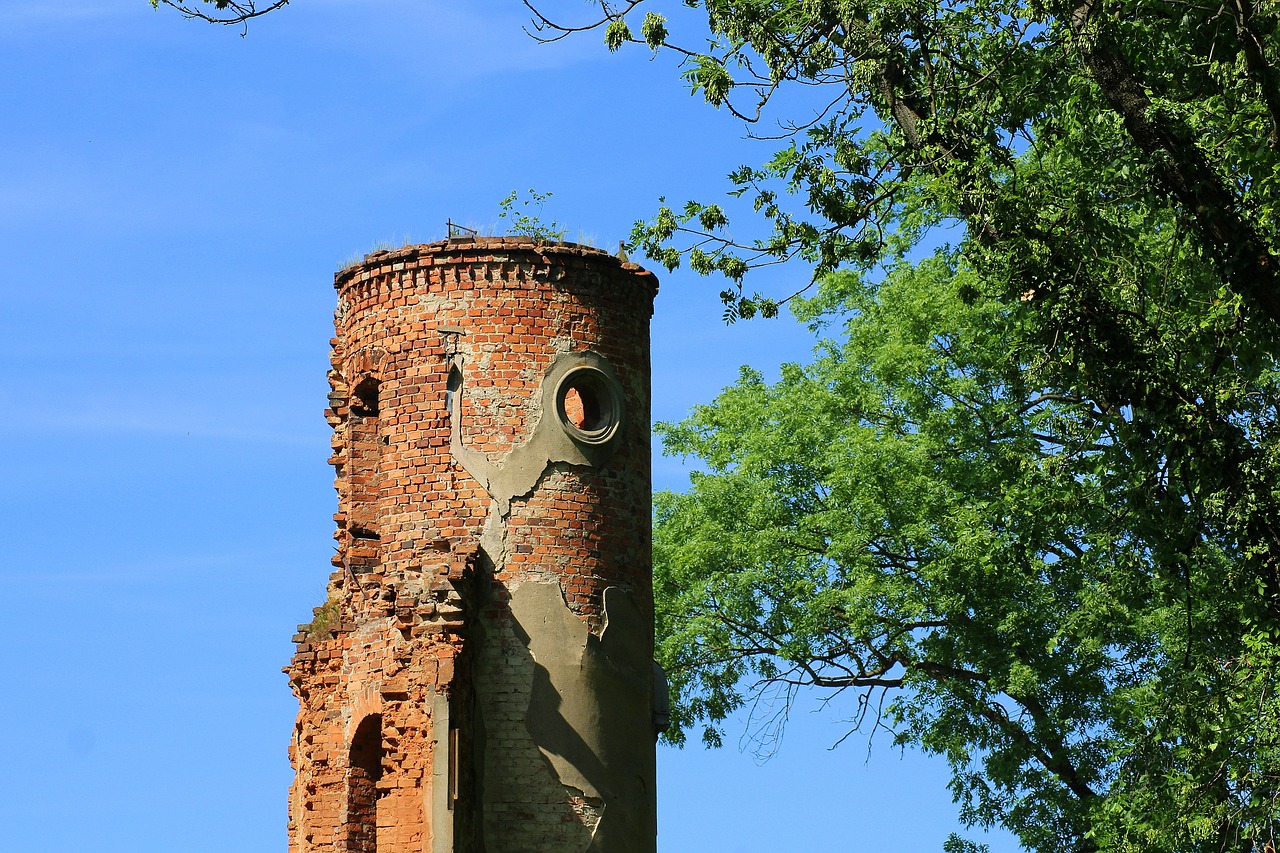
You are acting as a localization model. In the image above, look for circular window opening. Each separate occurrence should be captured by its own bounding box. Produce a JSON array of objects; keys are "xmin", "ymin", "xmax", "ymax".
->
[{"xmin": 555, "ymin": 367, "xmax": 623, "ymax": 445}]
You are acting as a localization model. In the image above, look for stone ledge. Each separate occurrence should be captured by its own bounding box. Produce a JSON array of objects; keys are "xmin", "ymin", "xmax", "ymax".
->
[{"xmin": 333, "ymin": 237, "xmax": 659, "ymax": 296}]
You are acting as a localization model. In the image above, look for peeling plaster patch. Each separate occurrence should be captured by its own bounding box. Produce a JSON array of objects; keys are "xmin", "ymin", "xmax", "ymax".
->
[
  {"xmin": 565, "ymin": 787, "xmax": 605, "ymax": 837},
  {"xmin": 473, "ymin": 597, "xmax": 594, "ymax": 853},
  {"xmin": 478, "ymin": 503, "xmax": 507, "ymax": 571},
  {"xmin": 456, "ymin": 346, "xmax": 650, "ymax": 850},
  {"xmin": 508, "ymin": 582, "xmax": 655, "ymax": 853},
  {"xmin": 448, "ymin": 351, "xmax": 626, "ymax": 514}
]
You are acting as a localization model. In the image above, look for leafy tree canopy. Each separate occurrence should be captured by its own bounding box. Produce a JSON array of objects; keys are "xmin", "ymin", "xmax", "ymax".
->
[
  {"xmin": 656, "ymin": 256, "xmax": 1280, "ymax": 852},
  {"xmin": 520, "ymin": 0, "xmax": 1280, "ymax": 850}
]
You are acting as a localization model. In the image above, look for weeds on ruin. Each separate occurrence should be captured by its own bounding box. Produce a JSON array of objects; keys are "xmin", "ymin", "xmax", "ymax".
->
[
  {"xmin": 497, "ymin": 189, "xmax": 568, "ymax": 243},
  {"xmin": 304, "ymin": 596, "xmax": 341, "ymax": 640}
]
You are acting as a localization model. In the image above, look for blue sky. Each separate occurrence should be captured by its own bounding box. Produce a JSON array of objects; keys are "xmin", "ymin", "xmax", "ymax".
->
[{"xmin": 0, "ymin": 2, "xmax": 1016, "ymax": 850}]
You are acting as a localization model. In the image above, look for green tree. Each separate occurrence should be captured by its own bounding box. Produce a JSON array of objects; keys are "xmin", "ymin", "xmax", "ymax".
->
[
  {"xmin": 521, "ymin": 0, "xmax": 1280, "ymax": 849},
  {"xmin": 655, "ymin": 257, "xmax": 1280, "ymax": 851}
]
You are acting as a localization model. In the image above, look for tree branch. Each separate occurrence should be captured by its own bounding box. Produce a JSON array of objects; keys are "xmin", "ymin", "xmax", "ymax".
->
[
  {"xmin": 154, "ymin": 0, "xmax": 290, "ymax": 28},
  {"xmin": 1070, "ymin": 0, "xmax": 1280, "ymax": 327},
  {"xmin": 1227, "ymin": 0, "xmax": 1280, "ymax": 148}
]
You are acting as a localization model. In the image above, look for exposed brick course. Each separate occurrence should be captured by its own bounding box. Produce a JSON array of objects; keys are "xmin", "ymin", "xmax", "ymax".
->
[{"xmin": 286, "ymin": 238, "xmax": 658, "ymax": 853}]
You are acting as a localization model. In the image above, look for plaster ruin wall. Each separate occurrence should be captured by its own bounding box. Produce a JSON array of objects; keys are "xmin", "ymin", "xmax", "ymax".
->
[{"xmin": 285, "ymin": 237, "xmax": 660, "ymax": 853}]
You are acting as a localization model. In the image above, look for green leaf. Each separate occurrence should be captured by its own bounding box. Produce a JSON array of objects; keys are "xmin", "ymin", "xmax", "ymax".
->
[{"xmin": 604, "ymin": 19, "xmax": 631, "ymax": 52}]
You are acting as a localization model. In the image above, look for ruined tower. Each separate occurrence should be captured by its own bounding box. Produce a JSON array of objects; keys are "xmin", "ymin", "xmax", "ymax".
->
[{"xmin": 285, "ymin": 237, "xmax": 660, "ymax": 853}]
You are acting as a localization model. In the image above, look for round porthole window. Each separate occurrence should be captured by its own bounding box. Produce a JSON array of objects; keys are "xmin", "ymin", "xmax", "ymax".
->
[{"xmin": 555, "ymin": 366, "xmax": 624, "ymax": 445}]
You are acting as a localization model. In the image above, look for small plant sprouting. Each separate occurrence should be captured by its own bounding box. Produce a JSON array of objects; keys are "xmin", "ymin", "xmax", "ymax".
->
[
  {"xmin": 304, "ymin": 595, "xmax": 342, "ymax": 640},
  {"xmin": 335, "ymin": 234, "xmax": 417, "ymax": 273},
  {"xmin": 498, "ymin": 189, "xmax": 568, "ymax": 243}
]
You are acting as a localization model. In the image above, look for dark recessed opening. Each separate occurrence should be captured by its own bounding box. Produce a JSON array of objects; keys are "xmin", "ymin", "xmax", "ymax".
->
[
  {"xmin": 563, "ymin": 385, "xmax": 604, "ymax": 431},
  {"xmin": 555, "ymin": 366, "xmax": 622, "ymax": 445},
  {"xmin": 347, "ymin": 714, "xmax": 383, "ymax": 853},
  {"xmin": 351, "ymin": 378, "xmax": 380, "ymax": 418},
  {"xmin": 445, "ymin": 367, "xmax": 461, "ymax": 416},
  {"xmin": 350, "ymin": 714, "xmax": 383, "ymax": 782}
]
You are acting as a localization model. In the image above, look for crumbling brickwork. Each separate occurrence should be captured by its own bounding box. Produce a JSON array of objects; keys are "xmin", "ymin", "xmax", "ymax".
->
[{"xmin": 286, "ymin": 237, "xmax": 659, "ymax": 853}]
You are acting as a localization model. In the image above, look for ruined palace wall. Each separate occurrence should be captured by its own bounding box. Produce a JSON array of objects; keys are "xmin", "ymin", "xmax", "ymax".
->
[{"xmin": 286, "ymin": 237, "xmax": 658, "ymax": 853}]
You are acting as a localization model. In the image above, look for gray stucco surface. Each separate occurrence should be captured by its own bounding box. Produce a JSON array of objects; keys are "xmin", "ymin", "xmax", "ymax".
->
[
  {"xmin": 446, "ymin": 345, "xmax": 654, "ymax": 852},
  {"xmin": 450, "ymin": 351, "xmax": 626, "ymax": 514},
  {"xmin": 509, "ymin": 582, "xmax": 655, "ymax": 853}
]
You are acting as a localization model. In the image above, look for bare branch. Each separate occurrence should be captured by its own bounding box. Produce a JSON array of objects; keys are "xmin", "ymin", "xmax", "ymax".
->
[
  {"xmin": 521, "ymin": 0, "xmax": 646, "ymax": 45},
  {"xmin": 155, "ymin": 0, "xmax": 290, "ymax": 30}
]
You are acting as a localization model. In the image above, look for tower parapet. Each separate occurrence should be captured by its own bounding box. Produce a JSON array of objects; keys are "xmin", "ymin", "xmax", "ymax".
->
[{"xmin": 286, "ymin": 237, "xmax": 659, "ymax": 853}]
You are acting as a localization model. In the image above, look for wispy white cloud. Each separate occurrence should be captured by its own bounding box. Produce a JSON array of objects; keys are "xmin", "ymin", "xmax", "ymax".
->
[
  {"xmin": 40, "ymin": 411, "xmax": 319, "ymax": 446},
  {"xmin": 2, "ymin": 0, "xmax": 604, "ymax": 74},
  {"xmin": 0, "ymin": 393, "xmax": 322, "ymax": 447},
  {"xmin": 295, "ymin": 0, "xmax": 604, "ymax": 81},
  {"xmin": 1, "ymin": 0, "xmax": 135, "ymax": 25},
  {"xmin": 0, "ymin": 545, "xmax": 318, "ymax": 583},
  {"xmin": 0, "ymin": 172, "xmax": 128, "ymax": 228}
]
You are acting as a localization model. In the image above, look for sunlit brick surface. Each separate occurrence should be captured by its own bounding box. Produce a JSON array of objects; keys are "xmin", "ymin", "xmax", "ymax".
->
[{"xmin": 286, "ymin": 238, "xmax": 657, "ymax": 853}]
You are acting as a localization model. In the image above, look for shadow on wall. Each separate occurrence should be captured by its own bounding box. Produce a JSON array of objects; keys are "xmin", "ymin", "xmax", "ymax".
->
[{"xmin": 474, "ymin": 579, "xmax": 655, "ymax": 853}]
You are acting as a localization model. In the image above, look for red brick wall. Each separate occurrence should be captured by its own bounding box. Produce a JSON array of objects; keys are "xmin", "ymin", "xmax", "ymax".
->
[{"xmin": 286, "ymin": 237, "xmax": 658, "ymax": 853}]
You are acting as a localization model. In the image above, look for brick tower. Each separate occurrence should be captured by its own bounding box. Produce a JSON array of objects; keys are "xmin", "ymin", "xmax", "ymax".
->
[{"xmin": 285, "ymin": 237, "xmax": 660, "ymax": 853}]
